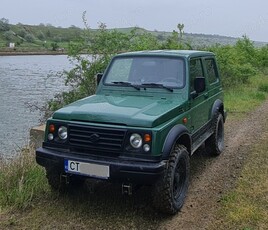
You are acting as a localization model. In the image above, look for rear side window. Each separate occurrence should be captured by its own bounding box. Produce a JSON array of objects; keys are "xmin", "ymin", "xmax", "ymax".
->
[
  {"xmin": 189, "ymin": 58, "xmax": 204, "ymax": 92},
  {"xmin": 205, "ymin": 59, "xmax": 219, "ymax": 84}
]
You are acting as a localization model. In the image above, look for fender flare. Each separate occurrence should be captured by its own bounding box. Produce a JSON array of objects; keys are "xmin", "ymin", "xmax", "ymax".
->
[
  {"xmin": 162, "ymin": 124, "xmax": 192, "ymax": 159},
  {"xmin": 211, "ymin": 99, "xmax": 224, "ymax": 120}
]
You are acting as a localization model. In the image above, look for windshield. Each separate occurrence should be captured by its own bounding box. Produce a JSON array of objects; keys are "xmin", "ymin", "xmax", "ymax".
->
[{"xmin": 104, "ymin": 56, "xmax": 185, "ymax": 88}]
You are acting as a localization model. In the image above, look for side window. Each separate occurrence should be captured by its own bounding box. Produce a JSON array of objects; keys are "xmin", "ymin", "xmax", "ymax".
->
[
  {"xmin": 205, "ymin": 58, "xmax": 218, "ymax": 84},
  {"xmin": 189, "ymin": 58, "xmax": 203, "ymax": 92}
]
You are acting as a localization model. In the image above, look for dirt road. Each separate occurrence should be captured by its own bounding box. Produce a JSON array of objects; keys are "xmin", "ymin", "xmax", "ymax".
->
[
  {"xmin": 1, "ymin": 100, "xmax": 268, "ymax": 230},
  {"xmin": 160, "ymin": 99, "xmax": 268, "ymax": 230}
]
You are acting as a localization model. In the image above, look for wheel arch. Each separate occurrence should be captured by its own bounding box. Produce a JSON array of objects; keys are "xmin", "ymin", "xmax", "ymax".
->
[
  {"xmin": 211, "ymin": 99, "xmax": 225, "ymax": 121},
  {"xmin": 162, "ymin": 124, "xmax": 192, "ymax": 159}
]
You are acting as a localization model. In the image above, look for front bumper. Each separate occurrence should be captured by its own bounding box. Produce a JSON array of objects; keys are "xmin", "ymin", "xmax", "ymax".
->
[{"xmin": 36, "ymin": 147, "xmax": 166, "ymax": 184}]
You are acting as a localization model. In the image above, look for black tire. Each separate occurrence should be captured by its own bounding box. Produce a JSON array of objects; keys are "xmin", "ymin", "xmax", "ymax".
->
[
  {"xmin": 46, "ymin": 167, "xmax": 68, "ymax": 192},
  {"xmin": 206, "ymin": 112, "xmax": 224, "ymax": 156},
  {"xmin": 152, "ymin": 145, "xmax": 190, "ymax": 214},
  {"xmin": 46, "ymin": 167, "xmax": 84, "ymax": 192}
]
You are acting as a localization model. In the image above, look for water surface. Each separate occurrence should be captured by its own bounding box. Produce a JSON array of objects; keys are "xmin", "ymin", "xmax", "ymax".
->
[{"xmin": 0, "ymin": 55, "xmax": 73, "ymax": 157}]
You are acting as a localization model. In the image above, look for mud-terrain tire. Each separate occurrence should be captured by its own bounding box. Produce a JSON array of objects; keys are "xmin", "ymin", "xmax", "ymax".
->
[
  {"xmin": 152, "ymin": 145, "xmax": 190, "ymax": 214},
  {"xmin": 206, "ymin": 112, "xmax": 224, "ymax": 156},
  {"xmin": 46, "ymin": 167, "xmax": 84, "ymax": 192}
]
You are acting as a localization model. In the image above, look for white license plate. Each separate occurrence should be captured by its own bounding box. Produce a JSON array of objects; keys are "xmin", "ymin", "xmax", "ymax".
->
[{"xmin": 64, "ymin": 160, "xmax": 109, "ymax": 179}]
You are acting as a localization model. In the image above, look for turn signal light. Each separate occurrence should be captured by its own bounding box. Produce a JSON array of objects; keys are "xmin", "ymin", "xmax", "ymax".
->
[
  {"xmin": 144, "ymin": 134, "xmax": 151, "ymax": 142},
  {"xmin": 49, "ymin": 124, "xmax": 55, "ymax": 133}
]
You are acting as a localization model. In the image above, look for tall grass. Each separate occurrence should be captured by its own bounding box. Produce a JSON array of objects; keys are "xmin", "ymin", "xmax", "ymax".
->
[
  {"xmin": 225, "ymin": 74, "xmax": 268, "ymax": 119},
  {"xmin": 0, "ymin": 148, "xmax": 49, "ymax": 210},
  {"xmin": 218, "ymin": 123, "xmax": 268, "ymax": 229}
]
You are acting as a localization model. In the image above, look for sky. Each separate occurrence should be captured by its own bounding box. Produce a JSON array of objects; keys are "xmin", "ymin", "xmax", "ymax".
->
[{"xmin": 0, "ymin": 0, "xmax": 267, "ymax": 42}]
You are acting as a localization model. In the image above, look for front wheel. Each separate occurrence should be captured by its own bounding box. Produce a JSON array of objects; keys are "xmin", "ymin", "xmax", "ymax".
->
[
  {"xmin": 46, "ymin": 167, "xmax": 84, "ymax": 193},
  {"xmin": 152, "ymin": 145, "xmax": 190, "ymax": 214}
]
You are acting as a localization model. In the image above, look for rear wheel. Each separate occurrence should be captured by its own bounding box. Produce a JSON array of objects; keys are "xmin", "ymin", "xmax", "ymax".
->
[
  {"xmin": 206, "ymin": 113, "xmax": 224, "ymax": 156},
  {"xmin": 152, "ymin": 145, "xmax": 190, "ymax": 214}
]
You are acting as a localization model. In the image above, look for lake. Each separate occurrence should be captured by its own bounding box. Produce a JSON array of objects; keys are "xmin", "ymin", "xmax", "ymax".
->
[{"xmin": 0, "ymin": 55, "xmax": 73, "ymax": 158}]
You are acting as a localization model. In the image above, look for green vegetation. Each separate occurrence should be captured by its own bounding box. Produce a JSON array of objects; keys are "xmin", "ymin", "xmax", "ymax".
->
[
  {"xmin": 1, "ymin": 17, "xmax": 267, "ymax": 54},
  {"xmin": 218, "ymin": 122, "xmax": 268, "ymax": 229},
  {"xmin": 46, "ymin": 18, "xmax": 268, "ymax": 116},
  {"xmin": 225, "ymin": 74, "xmax": 268, "ymax": 119},
  {"xmin": 0, "ymin": 148, "xmax": 48, "ymax": 210},
  {"xmin": 0, "ymin": 18, "xmax": 83, "ymax": 53}
]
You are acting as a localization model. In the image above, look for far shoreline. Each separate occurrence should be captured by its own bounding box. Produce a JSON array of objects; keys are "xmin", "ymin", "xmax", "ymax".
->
[{"xmin": 0, "ymin": 50, "xmax": 68, "ymax": 56}]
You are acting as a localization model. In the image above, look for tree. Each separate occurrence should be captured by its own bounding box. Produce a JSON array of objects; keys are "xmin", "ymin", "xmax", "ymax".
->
[
  {"xmin": 25, "ymin": 33, "xmax": 35, "ymax": 43},
  {"xmin": 177, "ymin": 23, "xmax": 184, "ymax": 39},
  {"xmin": 51, "ymin": 42, "xmax": 59, "ymax": 51},
  {"xmin": 37, "ymin": 31, "xmax": 45, "ymax": 40},
  {"xmin": 3, "ymin": 30, "xmax": 14, "ymax": 41},
  {"xmin": 17, "ymin": 29, "xmax": 27, "ymax": 38},
  {"xmin": 0, "ymin": 18, "xmax": 10, "ymax": 31}
]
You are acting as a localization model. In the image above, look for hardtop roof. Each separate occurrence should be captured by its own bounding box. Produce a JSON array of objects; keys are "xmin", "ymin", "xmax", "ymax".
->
[{"xmin": 115, "ymin": 50, "xmax": 215, "ymax": 58}]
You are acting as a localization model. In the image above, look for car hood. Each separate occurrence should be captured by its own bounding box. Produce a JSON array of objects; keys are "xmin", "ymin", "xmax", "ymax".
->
[{"xmin": 52, "ymin": 94, "xmax": 186, "ymax": 128}]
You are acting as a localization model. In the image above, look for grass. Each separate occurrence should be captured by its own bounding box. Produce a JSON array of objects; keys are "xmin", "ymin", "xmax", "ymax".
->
[
  {"xmin": 217, "ymin": 122, "xmax": 268, "ymax": 230},
  {"xmin": 0, "ymin": 151, "xmax": 163, "ymax": 229},
  {"xmin": 225, "ymin": 74, "xmax": 268, "ymax": 119},
  {"xmin": 0, "ymin": 148, "xmax": 49, "ymax": 210}
]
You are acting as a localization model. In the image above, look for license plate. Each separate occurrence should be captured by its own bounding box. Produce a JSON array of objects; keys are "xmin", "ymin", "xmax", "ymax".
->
[{"xmin": 64, "ymin": 159, "xmax": 109, "ymax": 179}]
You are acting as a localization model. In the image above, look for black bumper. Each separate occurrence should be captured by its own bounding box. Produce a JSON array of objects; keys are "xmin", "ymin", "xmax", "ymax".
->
[{"xmin": 36, "ymin": 147, "xmax": 166, "ymax": 184}]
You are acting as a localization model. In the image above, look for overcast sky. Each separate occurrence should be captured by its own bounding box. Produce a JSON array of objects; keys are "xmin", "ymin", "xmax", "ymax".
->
[{"xmin": 1, "ymin": 0, "xmax": 267, "ymax": 42}]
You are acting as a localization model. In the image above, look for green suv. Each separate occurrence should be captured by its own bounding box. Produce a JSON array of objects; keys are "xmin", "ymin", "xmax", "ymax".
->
[{"xmin": 36, "ymin": 50, "xmax": 226, "ymax": 214}]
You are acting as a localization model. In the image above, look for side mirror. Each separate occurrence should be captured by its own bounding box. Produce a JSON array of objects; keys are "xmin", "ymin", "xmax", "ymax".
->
[
  {"xmin": 95, "ymin": 73, "xmax": 103, "ymax": 85},
  {"xmin": 194, "ymin": 77, "xmax": 206, "ymax": 94}
]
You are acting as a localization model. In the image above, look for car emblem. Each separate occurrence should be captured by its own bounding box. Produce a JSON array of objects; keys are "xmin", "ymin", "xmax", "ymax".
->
[{"xmin": 88, "ymin": 133, "xmax": 100, "ymax": 143}]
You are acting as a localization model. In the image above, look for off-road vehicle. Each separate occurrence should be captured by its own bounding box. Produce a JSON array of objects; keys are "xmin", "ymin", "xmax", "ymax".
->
[{"xmin": 36, "ymin": 50, "xmax": 226, "ymax": 214}]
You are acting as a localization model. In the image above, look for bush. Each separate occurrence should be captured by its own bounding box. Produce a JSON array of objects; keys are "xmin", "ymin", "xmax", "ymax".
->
[
  {"xmin": 25, "ymin": 33, "xmax": 35, "ymax": 43},
  {"xmin": 51, "ymin": 42, "xmax": 59, "ymax": 51},
  {"xmin": 17, "ymin": 29, "xmax": 27, "ymax": 38},
  {"xmin": 3, "ymin": 30, "xmax": 14, "ymax": 41},
  {"xmin": 208, "ymin": 36, "xmax": 262, "ymax": 88},
  {"xmin": 258, "ymin": 83, "xmax": 268, "ymax": 93},
  {"xmin": 37, "ymin": 31, "xmax": 46, "ymax": 41},
  {"xmin": 46, "ymin": 18, "xmax": 268, "ymax": 115}
]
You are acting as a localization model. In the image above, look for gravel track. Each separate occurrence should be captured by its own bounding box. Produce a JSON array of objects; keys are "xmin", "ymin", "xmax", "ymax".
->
[{"xmin": 160, "ymin": 99, "xmax": 268, "ymax": 229}]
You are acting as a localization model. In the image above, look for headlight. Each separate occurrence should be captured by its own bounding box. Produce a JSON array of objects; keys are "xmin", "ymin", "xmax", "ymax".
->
[
  {"xmin": 58, "ymin": 126, "xmax": 68, "ymax": 140},
  {"xmin": 130, "ymin": 133, "xmax": 142, "ymax": 148}
]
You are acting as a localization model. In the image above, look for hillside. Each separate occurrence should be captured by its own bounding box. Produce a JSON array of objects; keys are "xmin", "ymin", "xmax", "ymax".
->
[{"xmin": 0, "ymin": 22, "xmax": 267, "ymax": 54}]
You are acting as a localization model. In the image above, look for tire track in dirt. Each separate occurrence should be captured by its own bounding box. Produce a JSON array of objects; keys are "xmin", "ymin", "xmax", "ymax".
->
[{"xmin": 160, "ymin": 99, "xmax": 268, "ymax": 230}]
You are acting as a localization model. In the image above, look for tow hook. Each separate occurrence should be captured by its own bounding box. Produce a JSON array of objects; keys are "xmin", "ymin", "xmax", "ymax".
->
[
  {"xmin": 122, "ymin": 183, "xmax": 132, "ymax": 195},
  {"xmin": 61, "ymin": 174, "xmax": 70, "ymax": 185}
]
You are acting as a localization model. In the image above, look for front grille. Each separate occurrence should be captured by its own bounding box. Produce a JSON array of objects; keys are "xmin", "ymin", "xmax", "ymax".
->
[{"xmin": 68, "ymin": 124, "xmax": 126, "ymax": 152}]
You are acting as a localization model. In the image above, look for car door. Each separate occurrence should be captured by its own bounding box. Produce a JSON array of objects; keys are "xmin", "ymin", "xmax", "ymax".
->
[{"xmin": 188, "ymin": 57, "xmax": 209, "ymax": 133}]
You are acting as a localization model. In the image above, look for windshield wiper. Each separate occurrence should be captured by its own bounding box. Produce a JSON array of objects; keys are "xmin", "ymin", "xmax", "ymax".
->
[
  {"xmin": 112, "ymin": 81, "xmax": 140, "ymax": 90},
  {"xmin": 141, "ymin": 83, "xmax": 174, "ymax": 92}
]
